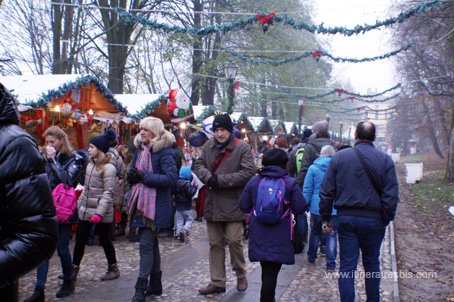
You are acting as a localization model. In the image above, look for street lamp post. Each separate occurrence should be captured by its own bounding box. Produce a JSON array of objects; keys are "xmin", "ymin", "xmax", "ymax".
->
[
  {"xmin": 348, "ymin": 122, "xmax": 353, "ymax": 144},
  {"xmin": 326, "ymin": 113, "xmax": 331, "ymax": 123},
  {"xmin": 225, "ymin": 61, "xmax": 237, "ymax": 114},
  {"xmin": 298, "ymin": 99, "xmax": 304, "ymax": 134},
  {"xmin": 339, "ymin": 120, "xmax": 343, "ymax": 142}
]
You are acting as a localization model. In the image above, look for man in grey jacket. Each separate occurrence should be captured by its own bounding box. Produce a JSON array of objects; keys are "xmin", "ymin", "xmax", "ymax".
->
[
  {"xmin": 296, "ymin": 120, "xmax": 333, "ymax": 187},
  {"xmin": 195, "ymin": 114, "xmax": 256, "ymax": 295}
]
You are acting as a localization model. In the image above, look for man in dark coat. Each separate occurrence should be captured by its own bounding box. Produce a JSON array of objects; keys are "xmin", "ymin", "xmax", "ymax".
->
[
  {"xmin": 0, "ymin": 83, "xmax": 58, "ymax": 301},
  {"xmin": 194, "ymin": 114, "xmax": 256, "ymax": 295},
  {"xmin": 319, "ymin": 121, "xmax": 399, "ymax": 302},
  {"xmin": 296, "ymin": 120, "xmax": 332, "ymax": 186}
]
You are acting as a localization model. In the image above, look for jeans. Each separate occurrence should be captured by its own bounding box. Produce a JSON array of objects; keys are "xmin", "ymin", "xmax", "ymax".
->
[
  {"xmin": 36, "ymin": 224, "xmax": 73, "ymax": 288},
  {"xmin": 295, "ymin": 213, "xmax": 308, "ymax": 243},
  {"xmin": 73, "ymin": 221, "xmax": 117, "ymax": 267},
  {"xmin": 337, "ymin": 215, "xmax": 385, "ymax": 302},
  {"xmin": 307, "ymin": 214, "xmax": 337, "ymax": 270},
  {"xmin": 138, "ymin": 227, "xmax": 161, "ymax": 278},
  {"xmin": 175, "ymin": 209, "xmax": 194, "ymax": 235},
  {"xmin": 260, "ymin": 261, "xmax": 282, "ymax": 302}
]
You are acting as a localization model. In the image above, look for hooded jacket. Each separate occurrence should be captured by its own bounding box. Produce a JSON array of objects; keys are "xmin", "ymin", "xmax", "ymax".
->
[
  {"xmin": 0, "ymin": 84, "xmax": 58, "ymax": 299},
  {"xmin": 239, "ymin": 166, "xmax": 307, "ymax": 264},
  {"xmin": 129, "ymin": 129, "xmax": 178, "ymax": 228},
  {"xmin": 303, "ymin": 156, "xmax": 336, "ymax": 215}
]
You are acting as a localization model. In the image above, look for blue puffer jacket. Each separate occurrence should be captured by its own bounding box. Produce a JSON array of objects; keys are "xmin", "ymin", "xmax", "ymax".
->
[
  {"xmin": 130, "ymin": 141, "xmax": 178, "ymax": 229},
  {"xmin": 239, "ymin": 166, "xmax": 307, "ymax": 264},
  {"xmin": 303, "ymin": 156, "xmax": 336, "ymax": 216},
  {"xmin": 319, "ymin": 140, "xmax": 399, "ymax": 225}
]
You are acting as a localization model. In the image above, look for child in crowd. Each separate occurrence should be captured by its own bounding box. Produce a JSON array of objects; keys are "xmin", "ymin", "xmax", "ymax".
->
[{"xmin": 174, "ymin": 166, "xmax": 197, "ymax": 242}]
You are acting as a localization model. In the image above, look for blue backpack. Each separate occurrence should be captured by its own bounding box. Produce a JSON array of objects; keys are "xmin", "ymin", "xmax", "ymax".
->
[{"xmin": 254, "ymin": 177, "xmax": 288, "ymax": 224}]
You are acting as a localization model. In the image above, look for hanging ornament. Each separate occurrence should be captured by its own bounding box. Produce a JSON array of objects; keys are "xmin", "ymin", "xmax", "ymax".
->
[
  {"xmin": 311, "ymin": 51, "xmax": 324, "ymax": 62},
  {"xmin": 256, "ymin": 12, "xmax": 275, "ymax": 33},
  {"xmin": 335, "ymin": 87, "xmax": 344, "ymax": 96},
  {"xmin": 233, "ymin": 81, "xmax": 241, "ymax": 97},
  {"xmin": 61, "ymin": 103, "xmax": 73, "ymax": 116}
]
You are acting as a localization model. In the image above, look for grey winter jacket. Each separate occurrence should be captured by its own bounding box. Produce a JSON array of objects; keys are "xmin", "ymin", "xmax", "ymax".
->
[
  {"xmin": 296, "ymin": 137, "xmax": 332, "ymax": 186},
  {"xmin": 77, "ymin": 157, "xmax": 117, "ymax": 223},
  {"xmin": 194, "ymin": 136, "xmax": 256, "ymax": 221}
]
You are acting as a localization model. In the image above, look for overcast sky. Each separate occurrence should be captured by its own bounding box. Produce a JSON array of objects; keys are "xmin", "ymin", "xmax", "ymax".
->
[{"xmin": 311, "ymin": 0, "xmax": 397, "ymax": 93}]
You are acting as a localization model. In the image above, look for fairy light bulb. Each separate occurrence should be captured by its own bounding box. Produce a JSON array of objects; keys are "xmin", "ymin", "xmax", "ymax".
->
[
  {"xmin": 88, "ymin": 108, "xmax": 94, "ymax": 115},
  {"xmin": 54, "ymin": 105, "xmax": 61, "ymax": 112}
]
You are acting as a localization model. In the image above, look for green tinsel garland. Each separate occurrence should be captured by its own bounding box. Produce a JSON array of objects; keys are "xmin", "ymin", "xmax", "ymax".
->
[
  {"xmin": 226, "ymin": 45, "xmax": 411, "ymax": 66},
  {"xmin": 116, "ymin": 0, "xmax": 445, "ymax": 37}
]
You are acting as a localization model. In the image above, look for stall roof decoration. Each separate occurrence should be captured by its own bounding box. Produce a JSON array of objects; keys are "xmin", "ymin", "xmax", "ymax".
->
[
  {"xmin": 115, "ymin": 93, "xmax": 161, "ymax": 115},
  {"xmin": 231, "ymin": 112, "xmax": 255, "ymax": 132},
  {"xmin": 134, "ymin": 93, "xmax": 166, "ymax": 118},
  {"xmin": 284, "ymin": 122, "xmax": 299, "ymax": 135},
  {"xmin": 248, "ymin": 116, "xmax": 274, "ymax": 134},
  {"xmin": 269, "ymin": 119, "xmax": 286, "ymax": 134},
  {"xmin": 194, "ymin": 105, "xmax": 215, "ymax": 121},
  {"xmin": 0, "ymin": 74, "xmax": 82, "ymax": 104},
  {"xmin": 29, "ymin": 75, "xmax": 127, "ymax": 114}
]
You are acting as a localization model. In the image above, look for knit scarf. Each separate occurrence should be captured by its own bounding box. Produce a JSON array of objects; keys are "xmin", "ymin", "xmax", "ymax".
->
[{"xmin": 128, "ymin": 143, "xmax": 157, "ymax": 220}]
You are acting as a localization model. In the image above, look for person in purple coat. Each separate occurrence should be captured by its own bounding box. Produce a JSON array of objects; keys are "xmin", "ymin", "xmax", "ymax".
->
[{"xmin": 239, "ymin": 148, "xmax": 307, "ymax": 302}]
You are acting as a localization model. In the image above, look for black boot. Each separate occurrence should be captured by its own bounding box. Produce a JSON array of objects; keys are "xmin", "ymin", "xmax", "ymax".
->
[
  {"xmin": 23, "ymin": 287, "xmax": 44, "ymax": 302},
  {"xmin": 146, "ymin": 271, "xmax": 162, "ymax": 296},
  {"xmin": 56, "ymin": 280, "xmax": 75, "ymax": 298},
  {"xmin": 131, "ymin": 277, "xmax": 148, "ymax": 302}
]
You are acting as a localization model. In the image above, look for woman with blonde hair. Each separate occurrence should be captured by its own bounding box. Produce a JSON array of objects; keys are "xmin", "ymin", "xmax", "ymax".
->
[
  {"xmin": 127, "ymin": 117, "xmax": 178, "ymax": 302},
  {"xmin": 25, "ymin": 126, "xmax": 87, "ymax": 301},
  {"xmin": 71, "ymin": 130, "xmax": 120, "ymax": 284}
]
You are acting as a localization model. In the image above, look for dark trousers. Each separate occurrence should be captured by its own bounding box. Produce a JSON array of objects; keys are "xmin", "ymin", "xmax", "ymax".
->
[
  {"xmin": 73, "ymin": 220, "xmax": 117, "ymax": 267},
  {"xmin": 337, "ymin": 215, "xmax": 385, "ymax": 302},
  {"xmin": 260, "ymin": 261, "xmax": 282, "ymax": 302}
]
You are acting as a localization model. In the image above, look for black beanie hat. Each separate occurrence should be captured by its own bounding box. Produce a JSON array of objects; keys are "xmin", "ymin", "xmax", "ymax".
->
[
  {"xmin": 262, "ymin": 148, "xmax": 288, "ymax": 168},
  {"xmin": 105, "ymin": 128, "xmax": 119, "ymax": 147},
  {"xmin": 212, "ymin": 114, "xmax": 233, "ymax": 132},
  {"xmin": 90, "ymin": 130, "xmax": 116, "ymax": 154}
]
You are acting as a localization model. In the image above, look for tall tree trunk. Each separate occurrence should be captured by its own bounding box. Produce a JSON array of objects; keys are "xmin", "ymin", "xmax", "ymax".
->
[
  {"xmin": 191, "ymin": 0, "xmax": 202, "ymax": 105},
  {"xmin": 422, "ymin": 99, "xmax": 444, "ymax": 158},
  {"xmin": 51, "ymin": 1, "xmax": 63, "ymax": 74}
]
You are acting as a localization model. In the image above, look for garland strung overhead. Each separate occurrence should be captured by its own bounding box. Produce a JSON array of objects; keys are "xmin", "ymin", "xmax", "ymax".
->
[
  {"xmin": 241, "ymin": 83, "xmax": 402, "ymax": 100},
  {"xmin": 324, "ymin": 105, "xmax": 398, "ymax": 114},
  {"xmin": 226, "ymin": 45, "xmax": 410, "ymax": 66},
  {"xmin": 310, "ymin": 93, "xmax": 401, "ymax": 104},
  {"xmin": 116, "ymin": 0, "xmax": 445, "ymax": 37}
]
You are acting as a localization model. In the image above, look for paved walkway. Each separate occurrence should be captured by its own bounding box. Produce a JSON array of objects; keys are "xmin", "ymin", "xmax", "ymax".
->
[{"xmin": 18, "ymin": 220, "xmax": 394, "ymax": 302}]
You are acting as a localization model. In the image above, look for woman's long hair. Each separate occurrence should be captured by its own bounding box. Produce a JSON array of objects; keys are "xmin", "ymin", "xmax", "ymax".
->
[{"xmin": 43, "ymin": 125, "xmax": 73, "ymax": 156}]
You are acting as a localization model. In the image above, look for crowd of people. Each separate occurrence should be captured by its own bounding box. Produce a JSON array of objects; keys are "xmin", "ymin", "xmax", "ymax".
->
[{"xmin": 0, "ymin": 83, "xmax": 400, "ymax": 302}]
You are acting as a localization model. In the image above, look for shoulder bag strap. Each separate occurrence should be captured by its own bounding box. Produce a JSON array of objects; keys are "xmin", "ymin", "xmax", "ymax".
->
[{"xmin": 353, "ymin": 147, "xmax": 382, "ymax": 196}]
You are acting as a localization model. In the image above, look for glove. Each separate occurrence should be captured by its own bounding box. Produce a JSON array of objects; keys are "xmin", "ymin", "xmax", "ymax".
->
[
  {"xmin": 322, "ymin": 221, "xmax": 333, "ymax": 235},
  {"xmin": 90, "ymin": 214, "xmax": 102, "ymax": 224},
  {"xmin": 127, "ymin": 168, "xmax": 144, "ymax": 184},
  {"xmin": 207, "ymin": 174, "xmax": 219, "ymax": 189}
]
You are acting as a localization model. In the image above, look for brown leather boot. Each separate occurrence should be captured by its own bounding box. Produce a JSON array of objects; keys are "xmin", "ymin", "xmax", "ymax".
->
[
  {"xmin": 198, "ymin": 283, "xmax": 226, "ymax": 295},
  {"xmin": 100, "ymin": 263, "xmax": 120, "ymax": 281}
]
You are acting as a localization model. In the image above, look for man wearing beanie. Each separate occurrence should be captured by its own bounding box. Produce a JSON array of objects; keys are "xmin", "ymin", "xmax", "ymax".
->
[
  {"xmin": 194, "ymin": 113, "xmax": 256, "ymax": 295},
  {"xmin": 296, "ymin": 120, "xmax": 333, "ymax": 187}
]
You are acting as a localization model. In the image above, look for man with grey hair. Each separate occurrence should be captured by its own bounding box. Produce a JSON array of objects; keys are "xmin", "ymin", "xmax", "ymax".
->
[
  {"xmin": 296, "ymin": 120, "xmax": 333, "ymax": 187},
  {"xmin": 319, "ymin": 121, "xmax": 399, "ymax": 301},
  {"xmin": 303, "ymin": 145, "xmax": 337, "ymax": 271}
]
